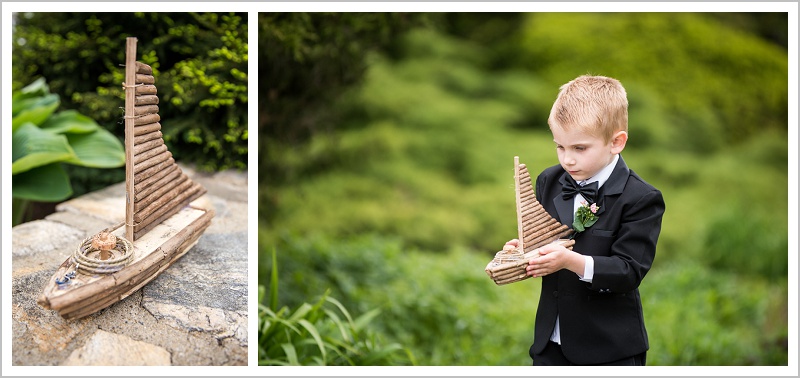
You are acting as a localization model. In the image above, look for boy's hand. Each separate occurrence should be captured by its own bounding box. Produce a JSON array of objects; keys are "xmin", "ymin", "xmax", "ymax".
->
[
  {"xmin": 503, "ymin": 239, "xmax": 520, "ymax": 250},
  {"xmin": 527, "ymin": 243, "xmax": 584, "ymax": 278}
]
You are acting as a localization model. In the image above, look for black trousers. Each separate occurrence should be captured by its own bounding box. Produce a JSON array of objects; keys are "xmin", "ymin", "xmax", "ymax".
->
[{"xmin": 531, "ymin": 341, "xmax": 647, "ymax": 366}]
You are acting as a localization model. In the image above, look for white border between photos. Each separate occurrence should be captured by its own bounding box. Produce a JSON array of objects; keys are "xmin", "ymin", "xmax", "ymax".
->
[{"xmin": 2, "ymin": 1, "xmax": 798, "ymax": 377}]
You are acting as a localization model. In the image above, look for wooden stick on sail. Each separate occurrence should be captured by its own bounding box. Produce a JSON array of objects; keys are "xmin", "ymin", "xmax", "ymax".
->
[
  {"xmin": 124, "ymin": 37, "xmax": 137, "ymax": 241},
  {"xmin": 514, "ymin": 156, "xmax": 525, "ymax": 253}
]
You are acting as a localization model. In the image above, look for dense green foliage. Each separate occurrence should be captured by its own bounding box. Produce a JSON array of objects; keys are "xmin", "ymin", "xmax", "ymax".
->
[
  {"xmin": 259, "ymin": 249, "xmax": 413, "ymax": 366},
  {"xmin": 11, "ymin": 78, "xmax": 125, "ymax": 225},
  {"xmin": 514, "ymin": 13, "xmax": 788, "ymax": 153},
  {"xmin": 259, "ymin": 12, "xmax": 433, "ymax": 189},
  {"xmin": 12, "ymin": 12, "xmax": 248, "ymax": 193},
  {"xmin": 259, "ymin": 13, "xmax": 789, "ymax": 366}
]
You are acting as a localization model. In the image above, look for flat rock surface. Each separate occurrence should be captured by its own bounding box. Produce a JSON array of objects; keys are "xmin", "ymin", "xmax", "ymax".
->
[{"xmin": 11, "ymin": 166, "xmax": 248, "ymax": 366}]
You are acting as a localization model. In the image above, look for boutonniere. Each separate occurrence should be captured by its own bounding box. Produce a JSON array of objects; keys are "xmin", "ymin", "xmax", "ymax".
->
[{"xmin": 573, "ymin": 201, "xmax": 600, "ymax": 233}]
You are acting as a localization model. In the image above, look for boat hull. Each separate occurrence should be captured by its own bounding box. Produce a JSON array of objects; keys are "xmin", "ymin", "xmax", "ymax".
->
[{"xmin": 37, "ymin": 204, "xmax": 214, "ymax": 319}]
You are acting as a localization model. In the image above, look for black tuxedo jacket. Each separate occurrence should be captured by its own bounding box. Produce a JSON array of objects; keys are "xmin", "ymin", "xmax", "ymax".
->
[{"xmin": 531, "ymin": 155, "xmax": 665, "ymax": 365}]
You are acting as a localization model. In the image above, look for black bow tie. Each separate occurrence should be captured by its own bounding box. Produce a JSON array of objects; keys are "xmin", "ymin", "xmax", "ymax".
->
[{"xmin": 562, "ymin": 176, "xmax": 599, "ymax": 204}]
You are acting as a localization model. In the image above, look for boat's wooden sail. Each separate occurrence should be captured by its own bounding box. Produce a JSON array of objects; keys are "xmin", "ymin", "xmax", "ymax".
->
[
  {"xmin": 485, "ymin": 156, "xmax": 574, "ymax": 285},
  {"xmin": 38, "ymin": 37, "xmax": 214, "ymax": 319},
  {"xmin": 124, "ymin": 38, "xmax": 206, "ymax": 241}
]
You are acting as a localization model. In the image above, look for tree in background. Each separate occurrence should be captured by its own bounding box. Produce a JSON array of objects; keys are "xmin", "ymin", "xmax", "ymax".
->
[{"xmin": 12, "ymin": 12, "xmax": 248, "ymax": 200}]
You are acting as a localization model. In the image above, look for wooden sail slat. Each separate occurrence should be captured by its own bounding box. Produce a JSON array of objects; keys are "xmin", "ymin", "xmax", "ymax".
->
[
  {"xmin": 133, "ymin": 173, "xmax": 190, "ymax": 212},
  {"xmin": 134, "ymin": 164, "xmax": 178, "ymax": 196},
  {"xmin": 133, "ymin": 149, "xmax": 171, "ymax": 174},
  {"xmin": 136, "ymin": 61, "xmax": 153, "ymax": 75},
  {"xmin": 135, "ymin": 95, "xmax": 159, "ymax": 106},
  {"xmin": 135, "ymin": 74, "xmax": 155, "ymax": 85},
  {"xmin": 134, "ymin": 104, "xmax": 159, "ymax": 116},
  {"xmin": 133, "ymin": 130, "xmax": 162, "ymax": 145},
  {"xmin": 134, "ymin": 113, "xmax": 160, "ymax": 126},
  {"xmin": 132, "ymin": 138, "xmax": 163, "ymax": 156},
  {"xmin": 133, "ymin": 181, "xmax": 201, "ymax": 224},
  {"xmin": 133, "ymin": 144, "xmax": 168, "ymax": 166},
  {"xmin": 135, "ymin": 84, "xmax": 157, "ymax": 96},
  {"xmin": 134, "ymin": 157, "xmax": 174, "ymax": 183},
  {"xmin": 133, "ymin": 122, "xmax": 161, "ymax": 136},
  {"xmin": 134, "ymin": 186, "xmax": 206, "ymax": 239}
]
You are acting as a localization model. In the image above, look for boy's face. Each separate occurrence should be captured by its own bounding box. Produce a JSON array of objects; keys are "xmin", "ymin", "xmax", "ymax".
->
[{"xmin": 551, "ymin": 126, "xmax": 625, "ymax": 182}]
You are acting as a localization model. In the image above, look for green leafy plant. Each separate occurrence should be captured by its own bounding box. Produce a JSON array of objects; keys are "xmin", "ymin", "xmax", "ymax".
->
[
  {"xmin": 11, "ymin": 78, "xmax": 125, "ymax": 225},
  {"xmin": 258, "ymin": 248, "xmax": 414, "ymax": 366}
]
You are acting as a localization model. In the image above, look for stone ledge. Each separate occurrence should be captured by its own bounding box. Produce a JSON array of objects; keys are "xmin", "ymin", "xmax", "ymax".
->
[
  {"xmin": 62, "ymin": 329, "xmax": 171, "ymax": 366},
  {"xmin": 11, "ymin": 167, "xmax": 248, "ymax": 366}
]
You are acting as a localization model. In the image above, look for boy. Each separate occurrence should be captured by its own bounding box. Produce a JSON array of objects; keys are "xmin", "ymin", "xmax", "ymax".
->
[{"xmin": 504, "ymin": 75, "xmax": 665, "ymax": 366}]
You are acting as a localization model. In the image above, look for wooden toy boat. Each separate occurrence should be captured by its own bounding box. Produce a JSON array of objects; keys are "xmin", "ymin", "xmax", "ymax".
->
[
  {"xmin": 485, "ymin": 156, "xmax": 574, "ymax": 285},
  {"xmin": 37, "ymin": 37, "xmax": 215, "ymax": 319}
]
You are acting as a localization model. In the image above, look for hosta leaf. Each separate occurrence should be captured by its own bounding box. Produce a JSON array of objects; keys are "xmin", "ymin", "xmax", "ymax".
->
[
  {"xmin": 64, "ymin": 129, "xmax": 125, "ymax": 168},
  {"xmin": 12, "ymin": 123, "xmax": 75, "ymax": 174},
  {"xmin": 11, "ymin": 93, "xmax": 60, "ymax": 132},
  {"xmin": 40, "ymin": 110, "xmax": 101, "ymax": 134},
  {"xmin": 12, "ymin": 163, "xmax": 72, "ymax": 201},
  {"xmin": 11, "ymin": 77, "xmax": 50, "ymax": 112},
  {"xmin": 19, "ymin": 77, "xmax": 49, "ymax": 95}
]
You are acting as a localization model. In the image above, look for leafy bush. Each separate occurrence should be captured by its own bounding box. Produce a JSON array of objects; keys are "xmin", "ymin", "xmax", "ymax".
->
[
  {"xmin": 12, "ymin": 12, "xmax": 247, "ymax": 175},
  {"xmin": 514, "ymin": 13, "xmax": 788, "ymax": 153},
  {"xmin": 643, "ymin": 261, "xmax": 788, "ymax": 365},
  {"xmin": 11, "ymin": 78, "xmax": 124, "ymax": 225},
  {"xmin": 700, "ymin": 205, "xmax": 788, "ymax": 280},
  {"xmin": 262, "ymin": 233, "xmax": 547, "ymax": 366}
]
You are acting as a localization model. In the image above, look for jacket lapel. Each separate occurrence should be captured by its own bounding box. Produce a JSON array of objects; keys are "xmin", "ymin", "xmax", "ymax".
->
[
  {"xmin": 553, "ymin": 155, "xmax": 631, "ymax": 223},
  {"xmin": 594, "ymin": 155, "xmax": 630, "ymax": 216}
]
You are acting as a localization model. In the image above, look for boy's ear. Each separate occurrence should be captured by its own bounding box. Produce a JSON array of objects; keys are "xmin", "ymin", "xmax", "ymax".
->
[{"xmin": 610, "ymin": 131, "xmax": 628, "ymax": 154}]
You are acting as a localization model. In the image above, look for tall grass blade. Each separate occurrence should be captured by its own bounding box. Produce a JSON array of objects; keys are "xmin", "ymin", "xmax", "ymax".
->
[{"xmin": 270, "ymin": 247, "xmax": 279, "ymax": 311}]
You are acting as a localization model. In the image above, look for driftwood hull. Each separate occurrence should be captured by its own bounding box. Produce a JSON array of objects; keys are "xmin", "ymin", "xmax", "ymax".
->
[
  {"xmin": 37, "ymin": 204, "xmax": 214, "ymax": 319},
  {"xmin": 485, "ymin": 239, "xmax": 575, "ymax": 285}
]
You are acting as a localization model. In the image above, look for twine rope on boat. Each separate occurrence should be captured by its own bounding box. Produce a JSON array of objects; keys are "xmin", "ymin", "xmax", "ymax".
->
[
  {"xmin": 71, "ymin": 235, "xmax": 135, "ymax": 275},
  {"xmin": 121, "ymin": 82, "xmax": 143, "ymax": 89}
]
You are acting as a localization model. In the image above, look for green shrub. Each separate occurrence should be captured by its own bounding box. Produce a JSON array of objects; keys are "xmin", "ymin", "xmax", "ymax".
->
[
  {"xmin": 262, "ymin": 233, "xmax": 547, "ymax": 365},
  {"xmin": 700, "ymin": 205, "xmax": 788, "ymax": 280},
  {"xmin": 643, "ymin": 261, "xmax": 788, "ymax": 365},
  {"xmin": 515, "ymin": 13, "xmax": 788, "ymax": 153}
]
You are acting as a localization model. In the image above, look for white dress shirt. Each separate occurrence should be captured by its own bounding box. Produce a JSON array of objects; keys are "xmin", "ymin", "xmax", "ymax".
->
[{"xmin": 550, "ymin": 153, "xmax": 619, "ymax": 344}]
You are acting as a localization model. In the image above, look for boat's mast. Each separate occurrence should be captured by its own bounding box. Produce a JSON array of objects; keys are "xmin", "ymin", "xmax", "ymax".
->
[
  {"xmin": 124, "ymin": 37, "xmax": 137, "ymax": 241},
  {"xmin": 514, "ymin": 156, "xmax": 524, "ymax": 252}
]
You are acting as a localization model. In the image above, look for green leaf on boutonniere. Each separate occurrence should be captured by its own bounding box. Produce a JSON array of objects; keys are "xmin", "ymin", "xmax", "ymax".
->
[{"xmin": 573, "ymin": 201, "xmax": 600, "ymax": 234}]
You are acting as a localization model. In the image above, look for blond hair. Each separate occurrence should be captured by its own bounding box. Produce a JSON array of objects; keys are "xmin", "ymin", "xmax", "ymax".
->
[{"xmin": 548, "ymin": 75, "xmax": 628, "ymax": 143}]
